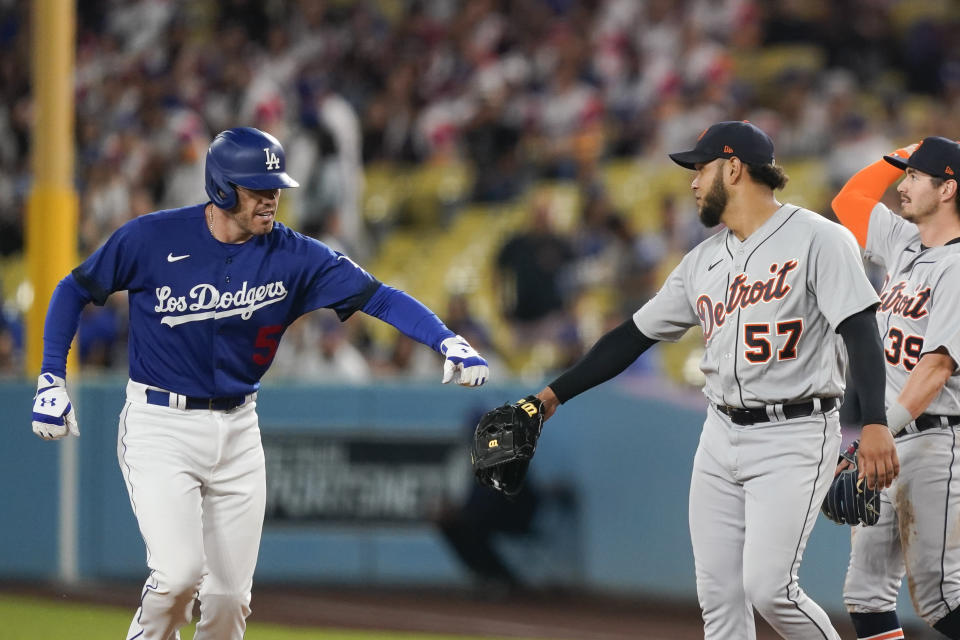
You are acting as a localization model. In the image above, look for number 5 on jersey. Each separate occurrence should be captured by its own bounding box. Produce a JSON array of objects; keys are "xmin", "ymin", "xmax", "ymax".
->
[
  {"xmin": 743, "ymin": 319, "xmax": 804, "ymax": 363},
  {"xmin": 253, "ymin": 325, "xmax": 283, "ymax": 365}
]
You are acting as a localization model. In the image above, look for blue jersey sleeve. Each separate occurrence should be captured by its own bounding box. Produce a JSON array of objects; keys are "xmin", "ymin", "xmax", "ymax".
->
[
  {"xmin": 362, "ymin": 285, "xmax": 455, "ymax": 351},
  {"xmin": 40, "ymin": 274, "xmax": 94, "ymax": 377},
  {"xmin": 72, "ymin": 217, "xmax": 143, "ymax": 304},
  {"xmin": 294, "ymin": 243, "xmax": 381, "ymax": 320}
]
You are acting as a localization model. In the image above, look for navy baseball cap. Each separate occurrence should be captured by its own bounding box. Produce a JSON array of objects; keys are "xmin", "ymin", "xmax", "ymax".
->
[
  {"xmin": 883, "ymin": 136, "xmax": 960, "ymax": 180},
  {"xmin": 669, "ymin": 121, "xmax": 775, "ymax": 170}
]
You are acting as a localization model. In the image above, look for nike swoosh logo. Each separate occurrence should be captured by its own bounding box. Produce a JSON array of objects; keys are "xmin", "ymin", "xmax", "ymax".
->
[
  {"xmin": 335, "ymin": 254, "xmax": 360, "ymax": 269},
  {"xmin": 707, "ymin": 259, "xmax": 724, "ymax": 271},
  {"xmin": 167, "ymin": 253, "xmax": 190, "ymax": 262}
]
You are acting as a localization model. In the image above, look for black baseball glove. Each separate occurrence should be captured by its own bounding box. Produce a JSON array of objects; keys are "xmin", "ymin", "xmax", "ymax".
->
[
  {"xmin": 821, "ymin": 440, "xmax": 882, "ymax": 526},
  {"xmin": 471, "ymin": 395, "xmax": 544, "ymax": 496}
]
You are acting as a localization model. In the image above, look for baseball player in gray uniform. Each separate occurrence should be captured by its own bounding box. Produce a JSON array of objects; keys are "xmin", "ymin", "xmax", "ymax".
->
[
  {"xmin": 529, "ymin": 121, "xmax": 899, "ymax": 639},
  {"xmin": 833, "ymin": 137, "xmax": 960, "ymax": 640},
  {"xmin": 30, "ymin": 127, "xmax": 489, "ymax": 639}
]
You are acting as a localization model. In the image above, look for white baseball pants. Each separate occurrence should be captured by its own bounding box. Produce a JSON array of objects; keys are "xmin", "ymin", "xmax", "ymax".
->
[
  {"xmin": 118, "ymin": 381, "xmax": 266, "ymax": 640},
  {"xmin": 689, "ymin": 405, "xmax": 842, "ymax": 639},
  {"xmin": 844, "ymin": 427, "xmax": 960, "ymax": 626}
]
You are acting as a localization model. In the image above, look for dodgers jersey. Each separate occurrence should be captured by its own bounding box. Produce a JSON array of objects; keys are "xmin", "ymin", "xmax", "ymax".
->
[
  {"xmin": 634, "ymin": 204, "xmax": 880, "ymax": 408},
  {"xmin": 863, "ymin": 203, "xmax": 960, "ymax": 415},
  {"xmin": 72, "ymin": 203, "xmax": 380, "ymax": 397}
]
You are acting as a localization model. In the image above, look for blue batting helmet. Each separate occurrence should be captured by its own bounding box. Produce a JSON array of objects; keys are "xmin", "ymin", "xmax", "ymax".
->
[{"xmin": 204, "ymin": 127, "xmax": 299, "ymax": 209}]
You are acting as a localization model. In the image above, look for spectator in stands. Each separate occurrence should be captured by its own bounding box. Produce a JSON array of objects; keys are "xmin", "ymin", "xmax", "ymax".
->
[
  {"xmin": 533, "ymin": 35, "xmax": 604, "ymax": 180},
  {"xmin": 771, "ymin": 68, "xmax": 831, "ymax": 159},
  {"xmin": 80, "ymin": 160, "xmax": 132, "ymax": 254},
  {"xmin": 464, "ymin": 91, "xmax": 529, "ymax": 203},
  {"xmin": 571, "ymin": 187, "xmax": 623, "ymax": 284},
  {"xmin": 269, "ymin": 314, "xmax": 371, "ymax": 383},
  {"xmin": 372, "ymin": 334, "xmax": 438, "ymax": 381},
  {"xmin": 293, "ymin": 85, "xmax": 369, "ymax": 259},
  {"xmin": 159, "ymin": 126, "xmax": 209, "ymax": 210},
  {"xmin": 362, "ymin": 62, "xmax": 420, "ymax": 164},
  {"xmin": 6, "ymin": 0, "xmax": 960, "ymax": 378},
  {"xmin": 635, "ymin": 194, "xmax": 708, "ymax": 269},
  {"xmin": 495, "ymin": 195, "xmax": 577, "ymax": 349},
  {"xmin": 826, "ymin": 112, "xmax": 894, "ymax": 188},
  {"xmin": 443, "ymin": 293, "xmax": 507, "ymax": 377},
  {"xmin": 293, "ymin": 120, "xmax": 345, "ymax": 244},
  {"xmin": 570, "ymin": 187, "xmax": 659, "ymax": 304}
]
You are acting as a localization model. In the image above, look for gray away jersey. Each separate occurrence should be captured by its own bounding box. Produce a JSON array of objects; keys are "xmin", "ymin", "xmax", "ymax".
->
[
  {"xmin": 864, "ymin": 203, "xmax": 960, "ymax": 415},
  {"xmin": 634, "ymin": 204, "xmax": 879, "ymax": 408}
]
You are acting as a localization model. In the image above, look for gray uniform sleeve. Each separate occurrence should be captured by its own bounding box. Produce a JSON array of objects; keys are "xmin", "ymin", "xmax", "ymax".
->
[
  {"xmin": 810, "ymin": 223, "xmax": 880, "ymax": 330},
  {"xmin": 922, "ymin": 258, "xmax": 960, "ymax": 370},
  {"xmin": 633, "ymin": 253, "xmax": 699, "ymax": 341},
  {"xmin": 864, "ymin": 202, "xmax": 912, "ymax": 268}
]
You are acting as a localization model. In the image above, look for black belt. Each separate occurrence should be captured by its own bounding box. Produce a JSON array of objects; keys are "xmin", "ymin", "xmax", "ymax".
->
[
  {"xmin": 714, "ymin": 398, "xmax": 839, "ymax": 426},
  {"xmin": 897, "ymin": 414, "xmax": 960, "ymax": 437},
  {"xmin": 145, "ymin": 389, "xmax": 248, "ymax": 411}
]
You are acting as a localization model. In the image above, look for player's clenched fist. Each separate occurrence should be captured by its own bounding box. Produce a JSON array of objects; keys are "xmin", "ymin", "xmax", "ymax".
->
[
  {"xmin": 32, "ymin": 373, "xmax": 80, "ymax": 440},
  {"xmin": 440, "ymin": 335, "xmax": 488, "ymax": 387}
]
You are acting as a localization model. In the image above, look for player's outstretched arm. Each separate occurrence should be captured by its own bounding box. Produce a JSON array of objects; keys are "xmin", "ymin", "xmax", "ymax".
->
[
  {"xmin": 535, "ymin": 385, "xmax": 560, "ymax": 422},
  {"xmin": 538, "ymin": 318, "xmax": 657, "ymax": 421},
  {"xmin": 361, "ymin": 284, "xmax": 488, "ymax": 386},
  {"xmin": 837, "ymin": 308, "xmax": 899, "ymax": 489},
  {"xmin": 886, "ymin": 348, "xmax": 957, "ymax": 435},
  {"xmin": 832, "ymin": 143, "xmax": 918, "ymax": 247},
  {"xmin": 32, "ymin": 274, "xmax": 92, "ymax": 440}
]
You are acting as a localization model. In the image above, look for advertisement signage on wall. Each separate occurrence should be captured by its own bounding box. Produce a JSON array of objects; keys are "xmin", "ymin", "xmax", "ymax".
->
[{"xmin": 262, "ymin": 431, "xmax": 470, "ymax": 524}]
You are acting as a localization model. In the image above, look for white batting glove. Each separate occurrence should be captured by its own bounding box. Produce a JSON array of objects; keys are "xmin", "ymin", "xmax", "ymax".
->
[
  {"xmin": 32, "ymin": 373, "xmax": 80, "ymax": 440},
  {"xmin": 440, "ymin": 335, "xmax": 489, "ymax": 387}
]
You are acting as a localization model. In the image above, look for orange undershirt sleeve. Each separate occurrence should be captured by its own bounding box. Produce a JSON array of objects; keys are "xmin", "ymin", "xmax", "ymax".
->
[{"xmin": 831, "ymin": 150, "xmax": 909, "ymax": 248}]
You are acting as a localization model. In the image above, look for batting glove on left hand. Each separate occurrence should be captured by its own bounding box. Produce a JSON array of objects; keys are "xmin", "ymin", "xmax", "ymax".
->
[
  {"xmin": 32, "ymin": 373, "xmax": 80, "ymax": 440},
  {"xmin": 440, "ymin": 335, "xmax": 489, "ymax": 387}
]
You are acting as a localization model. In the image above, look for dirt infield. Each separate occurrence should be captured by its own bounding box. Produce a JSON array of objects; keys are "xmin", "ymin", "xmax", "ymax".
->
[{"xmin": 1, "ymin": 580, "xmax": 893, "ymax": 639}]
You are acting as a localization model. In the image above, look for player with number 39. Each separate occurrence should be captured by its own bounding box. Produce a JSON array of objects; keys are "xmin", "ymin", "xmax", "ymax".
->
[{"xmin": 31, "ymin": 126, "xmax": 488, "ymax": 640}]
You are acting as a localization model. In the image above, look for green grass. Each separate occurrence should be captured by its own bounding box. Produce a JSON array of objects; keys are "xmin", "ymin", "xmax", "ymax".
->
[{"xmin": 1, "ymin": 594, "xmax": 509, "ymax": 640}]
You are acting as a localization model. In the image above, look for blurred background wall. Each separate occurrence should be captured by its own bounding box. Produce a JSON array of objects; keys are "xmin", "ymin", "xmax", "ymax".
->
[{"xmin": 1, "ymin": 378, "xmax": 909, "ymax": 621}]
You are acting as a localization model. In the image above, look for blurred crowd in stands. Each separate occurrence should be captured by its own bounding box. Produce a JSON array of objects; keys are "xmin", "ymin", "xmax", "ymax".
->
[{"xmin": 1, "ymin": 0, "xmax": 959, "ymax": 381}]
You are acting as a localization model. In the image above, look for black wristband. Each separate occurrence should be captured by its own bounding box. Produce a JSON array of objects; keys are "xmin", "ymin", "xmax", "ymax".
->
[
  {"xmin": 837, "ymin": 307, "xmax": 887, "ymax": 426},
  {"xmin": 548, "ymin": 319, "xmax": 657, "ymax": 404}
]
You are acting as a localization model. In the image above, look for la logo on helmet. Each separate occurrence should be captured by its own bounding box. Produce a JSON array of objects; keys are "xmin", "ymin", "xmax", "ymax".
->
[{"xmin": 263, "ymin": 148, "xmax": 280, "ymax": 170}]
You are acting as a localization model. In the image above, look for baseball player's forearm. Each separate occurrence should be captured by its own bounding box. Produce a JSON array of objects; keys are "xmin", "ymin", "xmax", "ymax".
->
[
  {"xmin": 895, "ymin": 349, "xmax": 956, "ymax": 419},
  {"xmin": 535, "ymin": 386, "xmax": 560, "ymax": 421},
  {"xmin": 832, "ymin": 151, "xmax": 907, "ymax": 247},
  {"xmin": 41, "ymin": 274, "xmax": 93, "ymax": 377},
  {"xmin": 547, "ymin": 319, "xmax": 657, "ymax": 404},
  {"xmin": 837, "ymin": 308, "xmax": 888, "ymax": 426},
  {"xmin": 361, "ymin": 284, "xmax": 455, "ymax": 351},
  {"xmin": 838, "ymin": 309, "xmax": 901, "ymax": 488}
]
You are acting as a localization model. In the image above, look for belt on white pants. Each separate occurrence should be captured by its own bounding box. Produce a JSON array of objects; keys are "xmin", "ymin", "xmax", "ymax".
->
[
  {"xmin": 897, "ymin": 413, "xmax": 960, "ymax": 437},
  {"xmin": 126, "ymin": 379, "xmax": 256, "ymax": 411},
  {"xmin": 713, "ymin": 397, "xmax": 839, "ymax": 426}
]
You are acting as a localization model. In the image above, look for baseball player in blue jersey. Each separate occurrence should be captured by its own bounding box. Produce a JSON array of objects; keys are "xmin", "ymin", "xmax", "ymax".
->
[{"xmin": 31, "ymin": 126, "xmax": 489, "ymax": 640}]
